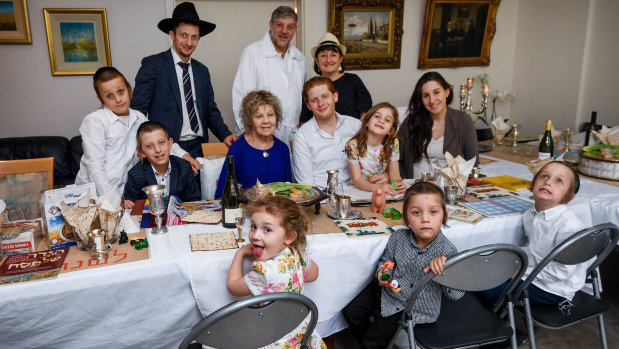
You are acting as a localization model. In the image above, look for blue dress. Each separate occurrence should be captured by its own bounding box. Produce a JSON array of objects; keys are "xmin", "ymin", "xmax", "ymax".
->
[{"xmin": 214, "ymin": 135, "xmax": 292, "ymax": 198}]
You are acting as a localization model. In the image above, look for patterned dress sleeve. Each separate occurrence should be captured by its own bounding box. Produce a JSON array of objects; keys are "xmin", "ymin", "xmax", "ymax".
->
[
  {"xmin": 244, "ymin": 260, "xmax": 269, "ymax": 296},
  {"xmin": 345, "ymin": 139, "xmax": 360, "ymax": 163},
  {"xmin": 390, "ymin": 138, "xmax": 400, "ymax": 162}
]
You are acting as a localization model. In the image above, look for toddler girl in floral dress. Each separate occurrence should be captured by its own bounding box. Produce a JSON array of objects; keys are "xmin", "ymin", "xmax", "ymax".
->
[{"xmin": 226, "ymin": 196, "xmax": 325, "ymax": 348}]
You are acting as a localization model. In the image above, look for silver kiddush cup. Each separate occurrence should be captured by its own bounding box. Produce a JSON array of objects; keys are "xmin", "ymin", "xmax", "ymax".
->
[
  {"xmin": 336, "ymin": 195, "xmax": 351, "ymax": 219},
  {"xmin": 326, "ymin": 170, "xmax": 339, "ymax": 197},
  {"xmin": 142, "ymin": 185, "xmax": 168, "ymax": 235}
]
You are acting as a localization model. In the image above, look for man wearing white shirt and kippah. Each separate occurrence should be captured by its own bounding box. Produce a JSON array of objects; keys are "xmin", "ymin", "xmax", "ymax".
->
[{"xmin": 232, "ymin": 6, "xmax": 310, "ymax": 147}]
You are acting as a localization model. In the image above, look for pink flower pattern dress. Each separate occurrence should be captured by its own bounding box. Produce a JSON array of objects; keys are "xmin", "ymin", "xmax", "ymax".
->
[
  {"xmin": 345, "ymin": 138, "xmax": 400, "ymax": 180},
  {"xmin": 243, "ymin": 247, "xmax": 326, "ymax": 349}
]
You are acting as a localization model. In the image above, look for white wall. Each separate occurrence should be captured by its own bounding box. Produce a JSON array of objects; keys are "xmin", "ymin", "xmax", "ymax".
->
[
  {"xmin": 0, "ymin": 0, "xmax": 170, "ymax": 138},
  {"xmin": 576, "ymin": 0, "xmax": 619, "ymax": 128},
  {"xmin": 511, "ymin": 0, "xmax": 590, "ymax": 135}
]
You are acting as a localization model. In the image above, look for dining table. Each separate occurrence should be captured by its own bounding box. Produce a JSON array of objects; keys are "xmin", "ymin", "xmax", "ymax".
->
[{"xmin": 0, "ymin": 154, "xmax": 617, "ymax": 349}]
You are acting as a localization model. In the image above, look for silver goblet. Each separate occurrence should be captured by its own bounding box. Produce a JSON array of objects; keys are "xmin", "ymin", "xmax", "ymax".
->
[{"xmin": 142, "ymin": 185, "xmax": 168, "ymax": 235}]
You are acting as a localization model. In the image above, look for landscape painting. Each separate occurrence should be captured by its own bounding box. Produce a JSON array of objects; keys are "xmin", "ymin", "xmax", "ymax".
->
[
  {"xmin": 342, "ymin": 11, "xmax": 390, "ymax": 54},
  {"xmin": 328, "ymin": 0, "xmax": 404, "ymax": 70},
  {"xmin": 0, "ymin": 2, "xmax": 17, "ymax": 31},
  {"xmin": 43, "ymin": 8, "xmax": 110, "ymax": 75},
  {"xmin": 59, "ymin": 22, "xmax": 98, "ymax": 62},
  {"xmin": 0, "ymin": 0, "xmax": 31, "ymax": 44}
]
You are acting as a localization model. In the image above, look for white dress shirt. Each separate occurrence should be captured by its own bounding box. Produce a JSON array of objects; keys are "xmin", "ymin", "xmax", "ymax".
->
[
  {"xmin": 232, "ymin": 32, "xmax": 310, "ymax": 145},
  {"xmin": 293, "ymin": 113, "xmax": 361, "ymax": 188},
  {"xmin": 521, "ymin": 204, "xmax": 589, "ymax": 300},
  {"xmin": 170, "ymin": 48, "xmax": 203, "ymax": 141},
  {"xmin": 152, "ymin": 162, "xmax": 172, "ymax": 197},
  {"xmin": 75, "ymin": 107, "xmax": 187, "ymax": 196}
]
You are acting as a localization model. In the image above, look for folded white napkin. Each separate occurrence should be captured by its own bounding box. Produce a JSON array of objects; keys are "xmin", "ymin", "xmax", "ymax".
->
[
  {"xmin": 491, "ymin": 117, "xmax": 510, "ymax": 142},
  {"xmin": 433, "ymin": 152, "xmax": 476, "ymax": 196}
]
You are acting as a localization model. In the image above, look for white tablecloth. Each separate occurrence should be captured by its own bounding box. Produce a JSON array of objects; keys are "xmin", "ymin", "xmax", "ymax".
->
[{"xmin": 0, "ymin": 157, "xmax": 617, "ymax": 348}]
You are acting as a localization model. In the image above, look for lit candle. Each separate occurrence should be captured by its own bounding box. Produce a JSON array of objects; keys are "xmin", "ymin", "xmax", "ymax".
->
[
  {"xmin": 467, "ymin": 77, "xmax": 473, "ymax": 87},
  {"xmin": 482, "ymin": 84, "xmax": 490, "ymax": 95},
  {"xmin": 460, "ymin": 84, "xmax": 467, "ymax": 95}
]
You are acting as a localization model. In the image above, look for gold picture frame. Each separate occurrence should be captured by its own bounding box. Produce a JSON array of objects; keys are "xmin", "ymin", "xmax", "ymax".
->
[
  {"xmin": 328, "ymin": 0, "xmax": 404, "ymax": 70},
  {"xmin": 43, "ymin": 8, "xmax": 111, "ymax": 76},
  {"xmin": 0, "ymin": 0, "xmax": 32, "ymax": 44},
  {"xmin": 418, "ymin": 0, "xmax": 500, "ymax": 69}
]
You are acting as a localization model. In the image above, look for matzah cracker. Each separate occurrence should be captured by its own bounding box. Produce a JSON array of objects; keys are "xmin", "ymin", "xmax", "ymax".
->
[
  {"xmin": 63, "ymin": 205, "xmax": 98, "ymax": 243},
  {"xmin": 181, "ymin": 210, "xmax": 222, "ymax": 224},
  {"xmin": 189, "ymin": 231, "xmax": 238, "ymax": 251}
]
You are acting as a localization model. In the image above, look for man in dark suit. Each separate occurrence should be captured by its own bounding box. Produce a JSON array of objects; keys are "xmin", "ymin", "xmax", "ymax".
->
[{"xmin": 131, "ymin": 2, "xmax": 237, "ymax": 164}]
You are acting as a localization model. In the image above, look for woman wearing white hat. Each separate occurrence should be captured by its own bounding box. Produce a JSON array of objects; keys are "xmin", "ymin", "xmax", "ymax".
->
[{"xmin": 300, "ymin": 33, "xmax": 372, "ymax": 123}]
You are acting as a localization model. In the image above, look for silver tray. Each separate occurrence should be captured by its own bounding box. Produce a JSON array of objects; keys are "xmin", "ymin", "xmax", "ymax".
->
[
  {"xmin": 327, "ymin": 209, "xmax": 362, "ymax": 220},
  {"xmin": 243, "ymin": 186, "xmax": 326, "ymax": 206}
]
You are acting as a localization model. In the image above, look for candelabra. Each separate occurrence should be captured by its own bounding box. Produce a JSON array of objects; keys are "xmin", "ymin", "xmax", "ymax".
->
[{"xmin": 459, "ymin": 77, "xmax": 490, "ymax": 122}]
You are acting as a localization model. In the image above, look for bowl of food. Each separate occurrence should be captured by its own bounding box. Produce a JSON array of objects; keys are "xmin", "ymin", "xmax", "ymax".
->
[
  {"xmin": 244, "ymin": 182, "xmax": 326, "ymax": 206},
  {"xmin": 578, "ymin": 145, "xmax": 619, "ymax": 181}
]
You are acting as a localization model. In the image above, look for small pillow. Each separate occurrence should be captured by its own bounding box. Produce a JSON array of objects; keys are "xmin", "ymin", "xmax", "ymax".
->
[{"xmin": 198, "ymin": 156, "xmax": 225, "ymax": 200}]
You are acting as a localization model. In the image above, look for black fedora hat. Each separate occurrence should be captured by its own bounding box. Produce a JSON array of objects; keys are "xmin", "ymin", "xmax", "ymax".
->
[{"xmin": 158, "ymin": 2, "xmax": 216, "ymax": 37}]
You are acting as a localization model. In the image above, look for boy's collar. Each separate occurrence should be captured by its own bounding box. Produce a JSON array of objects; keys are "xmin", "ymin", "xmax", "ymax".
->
[{"xmin": 533, "ymin": 204, "xmax": 568, "ymax": 221}]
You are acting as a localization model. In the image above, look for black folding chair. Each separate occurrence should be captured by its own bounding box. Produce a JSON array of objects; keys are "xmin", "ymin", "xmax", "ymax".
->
[
  {"xmin": 387, "ymin": 243, "xmax": 528, "ymax": 349},
  {"xmin": 178, "ymin": 292, "xmax": 318, "ymax": 349},
  {"xmin": 512, "ymin": 222, "xmax": 619, "ymax": 349}
]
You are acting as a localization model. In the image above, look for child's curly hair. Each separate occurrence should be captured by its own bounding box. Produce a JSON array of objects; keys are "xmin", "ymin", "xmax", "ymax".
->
[{"xmin": 244, "ymin": 196, "xmax": 311, "ymax": 250}]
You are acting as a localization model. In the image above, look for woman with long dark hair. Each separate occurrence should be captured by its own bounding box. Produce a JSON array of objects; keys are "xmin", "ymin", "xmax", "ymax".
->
[{"xmin": 398, "ymin": 72, "xmax": 478, "ymax": 178}]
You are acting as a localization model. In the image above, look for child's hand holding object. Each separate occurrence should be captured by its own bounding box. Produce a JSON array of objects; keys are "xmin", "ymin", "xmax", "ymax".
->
[{"xmin": 378, "ymin": 261, "xmax": 401, "ymax": 292}]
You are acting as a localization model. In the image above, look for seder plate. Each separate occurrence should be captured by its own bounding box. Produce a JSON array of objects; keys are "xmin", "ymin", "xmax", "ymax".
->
[{"xmin": 243, "ymin": 186, "xmax": 327, "ymax": 206}]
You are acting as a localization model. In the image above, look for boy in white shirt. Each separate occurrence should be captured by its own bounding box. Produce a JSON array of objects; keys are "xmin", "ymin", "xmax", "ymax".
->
[{"xmin": 483, "ymin": 161, "xmax": 587, "ymax": 308}]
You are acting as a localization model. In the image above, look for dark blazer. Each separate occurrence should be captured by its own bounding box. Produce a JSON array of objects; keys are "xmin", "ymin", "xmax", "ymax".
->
[
  {"xmin": 123, "ymin": 155, "xmax": 201, "ymax": 203},
  {"xmin": 398, "ymin": 108, "xmax": 479, "ymax": 179},
  {"xmin": 130, "ymin": 50, "xmax": 232, "ymax": 143}
]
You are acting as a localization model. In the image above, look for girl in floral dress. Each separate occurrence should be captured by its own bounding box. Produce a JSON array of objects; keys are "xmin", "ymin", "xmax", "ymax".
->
[
  {"xmin": 226, "ymin": 196, "xmax": 325, "ymax": 349},
  {"xmin": 345, "ymin": 102, "xmax": 406, "ymax": 196}
]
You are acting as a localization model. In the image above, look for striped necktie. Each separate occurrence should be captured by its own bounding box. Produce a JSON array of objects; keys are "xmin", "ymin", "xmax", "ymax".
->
[{"xmin": 178, "ymin": 62, "xmax": 199, "ymax": 133}]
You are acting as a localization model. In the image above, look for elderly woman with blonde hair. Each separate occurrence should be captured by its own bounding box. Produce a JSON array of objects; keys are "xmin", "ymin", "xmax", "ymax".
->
[{"xmin": 215, "ymin": 90, "xmax": 292, "ymax": 198}]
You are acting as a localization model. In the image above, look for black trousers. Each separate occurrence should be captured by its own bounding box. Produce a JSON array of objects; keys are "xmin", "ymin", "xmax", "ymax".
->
[{"xmin": 342, "ymin": 280, "xmax": 402, "ymax": 349}]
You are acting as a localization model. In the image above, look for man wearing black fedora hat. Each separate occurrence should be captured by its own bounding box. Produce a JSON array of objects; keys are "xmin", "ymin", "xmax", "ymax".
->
[{"xmin": 132, "ymin": 2, "xmax": 237, "ymax": 163}]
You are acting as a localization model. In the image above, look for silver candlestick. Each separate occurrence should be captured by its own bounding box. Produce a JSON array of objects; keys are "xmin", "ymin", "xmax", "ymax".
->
[
  {"xmin": 142, "ymin": 184, "xmax": 168, "ymax": 235},
  {"xmin": 459, "ymin": 77, "xmax": 490, "ymax": 121}
]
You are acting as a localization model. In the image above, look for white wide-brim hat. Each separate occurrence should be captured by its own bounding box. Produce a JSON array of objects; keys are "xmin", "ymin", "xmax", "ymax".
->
[{"xmin": 311, "ymin": 32, "xmax": 347, "ymax": 57}]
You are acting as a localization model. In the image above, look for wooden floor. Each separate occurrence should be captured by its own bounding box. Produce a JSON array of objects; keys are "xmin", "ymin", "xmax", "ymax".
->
[{"xmin": 328, "ymin": 249, "xmax": 619, "ymax": 349}]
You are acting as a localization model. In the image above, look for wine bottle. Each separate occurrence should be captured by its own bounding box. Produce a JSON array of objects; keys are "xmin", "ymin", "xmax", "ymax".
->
[
  {"xmin": 538, "ymin": 120, "xmax": 554, "ymax": 159},
  {"xmin": 584, "ymin": 111, "xmax": 599, "ymax": 146},
  {"xmin": 221, "ymin": 155, "xmax": 242, "ymax": 228}
]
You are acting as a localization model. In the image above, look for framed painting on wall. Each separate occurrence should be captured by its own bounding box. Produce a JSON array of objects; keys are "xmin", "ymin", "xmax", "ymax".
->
[
  {"xmin": 43, "ymin": 8, "xmax": 111, "ymax": 76},
  {"xmin": 0, "ymin": 0, "xmax": 31, "ymax": 44},
  {"xmin": 328, "ymin": 0, "xmax": 404, "ymax": 70},
  {"xmin": 418, "ymin": 0, "xmax": 500, "ymax": 69}
]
